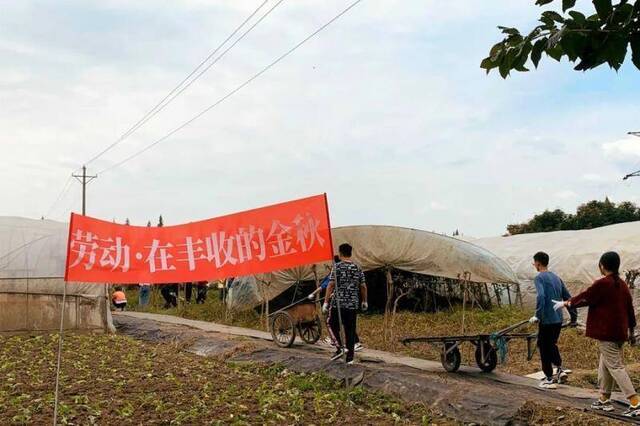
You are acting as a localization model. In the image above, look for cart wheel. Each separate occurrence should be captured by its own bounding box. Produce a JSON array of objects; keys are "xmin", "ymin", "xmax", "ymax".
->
[
  {"xmin": 475, "ymin": 341, "xmax": 498, "ymax": 373},
  {"xmin": 298, "ymin": 316, "xmax": 322, "ymax": 344},
  {"xmin": 271, "ymin": 312, "xmax": 296, "ymax": 348},
  {"xmin": 440, "ymin": 343, "xmax": 461, "ymax": 372}
]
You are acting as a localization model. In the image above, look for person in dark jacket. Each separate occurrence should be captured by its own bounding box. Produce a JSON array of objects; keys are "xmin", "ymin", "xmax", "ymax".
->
[
  {"xmin": 529, "ymin": 251, "xmax": 576, "ymax": 389},
  {"xmin": 554, "ymin": 251, "xmax": 639, "ymax": 417}
]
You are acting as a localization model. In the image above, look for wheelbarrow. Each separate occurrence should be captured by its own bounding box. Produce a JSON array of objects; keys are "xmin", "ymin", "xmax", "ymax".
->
[
  {"xmin": 269, "ymin": 296, "xmax": 322, "ymax": 348},
  {"xmin": 401, "ymin": 320, "xmax": 538, "ymax": 373}
]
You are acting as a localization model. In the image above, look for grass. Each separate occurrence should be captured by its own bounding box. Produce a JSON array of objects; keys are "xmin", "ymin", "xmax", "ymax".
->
[{"xmin": 0, "ymin": 332, "xmax": 451, "ymax": 425}]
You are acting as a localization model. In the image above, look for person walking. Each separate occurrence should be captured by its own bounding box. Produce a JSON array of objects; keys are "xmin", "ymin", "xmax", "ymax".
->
[
  {"xmin": 322, "ymin": 243, "xmax": 368, "ymax": 364},
  {"xmin": 529, "ymin": 251, "xmax": 576, "ymax": 389},
  {"xmin": 554, "ymin": 251, "xmax": 639, "ymax": 417},
  {"xmin": 310, "ymin": 257, "xmax": 363, "ymax": 351}
]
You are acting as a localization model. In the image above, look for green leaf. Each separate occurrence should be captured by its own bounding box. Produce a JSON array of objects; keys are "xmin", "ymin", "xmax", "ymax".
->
[
  {"xmin": 560, "ymin": 32, "xmax": 587, "ymax": 62},
  {"xmin": 631, "ymin": 34, "xmax": 640, "ymax": 70},
  {"xmin": 499, "ymin": 49, "xmax": 516, "ymax": 78},
  {"xmin": 567, "ymin": 11, "xmax": 587, "ymax": 25},
  {"xmin": 605, "ymin": 35, "xmax": 628, "ymax": 70},
  {"xmin": 531, "ymin": 38, "xmax": 547, "ymax": 67},
  {"xmin": 562, "ymin": 0, "xmax": 576, "ymax": 12},
  {"xmin": 489, "ymin": 43, "xmax": 503, "ymax": 61},
  {"xmin": 546, "ymin": 44, "xmax": 564, "ymax": 61},
  {"xmin": 535, "ymin": 0, "xmax": 555, "ymax": 5},
  {"xmin": 480, "ymin": 57, "xmax": 498, "ymax": 73},
  {"xmin": 593, "ymin": 0, "xmax": 613, "ymax": 21},
  {"xmin": 542, "ymin": 10, "xmax": 564, "ymax": 22},
  {"xmin": 498, "ymin": 26, "xmax": 520, "ymax": 36}
]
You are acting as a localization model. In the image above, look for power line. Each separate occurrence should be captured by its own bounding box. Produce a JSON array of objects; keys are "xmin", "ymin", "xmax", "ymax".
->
[
  {"xmin": 98, "ymin": 0, "xmax": 364, "ymax": 175},
  {"xmin": 83, "ymin": 0, "xmax": 272, "ymax": 167},
  {"xmin": 44, "ymin": 175, "xmax": 73, "ymax": 219}
]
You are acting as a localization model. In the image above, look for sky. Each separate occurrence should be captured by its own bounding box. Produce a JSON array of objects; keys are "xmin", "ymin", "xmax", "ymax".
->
[{"xmin": 1, "ymin": 0, "xmax": 640, "ymax": 237}]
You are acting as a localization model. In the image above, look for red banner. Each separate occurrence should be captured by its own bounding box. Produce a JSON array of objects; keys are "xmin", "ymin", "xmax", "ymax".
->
[{"xmin": 64, "ymin": 194, "xmax": 333, "ymax": 284}]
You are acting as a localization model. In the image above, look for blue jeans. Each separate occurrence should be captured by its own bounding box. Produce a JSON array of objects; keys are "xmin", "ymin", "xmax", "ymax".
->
[{"xmin": 139, "ymin": 286, "xmax": 151, "ymax": 307}]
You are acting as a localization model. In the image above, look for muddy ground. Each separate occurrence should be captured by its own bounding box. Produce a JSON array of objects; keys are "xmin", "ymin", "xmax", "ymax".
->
[{"xmin": 113, "ymin": 315, "xmax": 636, "ymax": 425}]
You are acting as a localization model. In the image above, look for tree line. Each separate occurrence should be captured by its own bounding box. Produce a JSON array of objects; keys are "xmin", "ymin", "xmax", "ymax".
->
[{"xmin": 507, "ymin": 198, "xmax": 640, "ymax": 235}]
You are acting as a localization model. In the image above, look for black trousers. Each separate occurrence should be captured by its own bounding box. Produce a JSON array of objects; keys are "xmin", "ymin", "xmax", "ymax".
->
[
  {"xmin": 196, "ymin": 285, "xmax": 208, "ymax": 304},
  {"xmin": 538, "ymin": 323, "xmax": 562, "ymax": 378},
  {"xmin": 185, "ymin": 283, "xmax": 193, "ymax": 302},
  {"xmin": 326, "ymin": 308, "xmax": 359, "ymax": 345},
  {"xmin": 161, "ymin": 286, "xmax": 178, "ymax": 308},
  {"xmin": 329, "ymin": 308, "xmax": 357, "ymax": 361}
]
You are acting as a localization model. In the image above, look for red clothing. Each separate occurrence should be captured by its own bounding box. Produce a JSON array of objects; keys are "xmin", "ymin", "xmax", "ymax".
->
[{"xmin": 569, "ymin": 275, "xmax": 636, "ymax": 342}]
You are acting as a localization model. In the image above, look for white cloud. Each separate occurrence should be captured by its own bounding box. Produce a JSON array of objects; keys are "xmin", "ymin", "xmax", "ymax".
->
[
  {"xmin": 554, "ymin": 190, "xmax": 578, "ymax": 200},
  {"xmin": 429, "ymin": 201, "xmax": 448, "ymax": 211},
  {"xmin": 603, "ymin": 137, "xmax": 640, "ymax": 159},
  {"xmin": 1, "ymin": 1, "xmax": 640, "ymax": 238},
  {"xmin": 582, "ymin": 173, "xmax": 604, "ymax": 182}
]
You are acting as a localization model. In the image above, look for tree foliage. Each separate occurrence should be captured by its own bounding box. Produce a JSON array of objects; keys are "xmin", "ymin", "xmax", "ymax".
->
[
  {"xmin": 507, "ymin": 197, "xmax": 640, "ymax": 234},
  {"xmin": 482, "ymin": 0, "xmax": 640, "ymax": 78}
]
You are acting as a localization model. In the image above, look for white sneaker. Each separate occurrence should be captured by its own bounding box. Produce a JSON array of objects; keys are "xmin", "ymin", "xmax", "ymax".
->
[
  {"xmin": 624, "ymin": 403, "xmax": 640, "ymax": 417},
  {"xmin": 322, "ymin": 337, "xmax": 336, "ymax": 347},
  {"xmin": 539, "ymin": 377, "xmax": 557, "ymax": 390},
  {"xmin": 330, "ymin": 348, "xmax": 346, "ymax": 361},
  {"xmin": 556, "ymin": 368, "xmax": 568, "ymax": 384},
  {"xmin": 354, "ymin": 342, "xmax": 363, "ymax": 352},
  {"xmin": 591, "ymin": 399, "xmax": 614, "ymax": 412}
]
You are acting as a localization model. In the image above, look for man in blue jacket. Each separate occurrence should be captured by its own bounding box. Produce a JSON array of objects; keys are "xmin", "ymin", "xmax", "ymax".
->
[{"xmin": 530, "ymin": 251, "xmax": 576, "ymax": 389}]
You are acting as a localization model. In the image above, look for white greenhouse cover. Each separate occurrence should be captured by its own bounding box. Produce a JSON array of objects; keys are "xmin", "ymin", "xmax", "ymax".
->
[
  {"xmin": 227, "ymin": 225, "xmax": 518, "ymax": 311},
  {"xmin": 474, "ymin": 221, "xmax": 640, "ymax": 302},
  {"xmin": 0, "ymin": 216, "xmax": 111, "ymax": 332}
]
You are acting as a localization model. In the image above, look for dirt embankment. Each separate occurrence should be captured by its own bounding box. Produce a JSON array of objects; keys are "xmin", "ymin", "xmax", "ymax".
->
[{"xmin": 114, "ymin": 315, "xmax": 633, "ymax": 425}]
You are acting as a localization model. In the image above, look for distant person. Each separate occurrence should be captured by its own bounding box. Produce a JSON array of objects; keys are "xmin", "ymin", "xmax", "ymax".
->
[
  {"xmin": 196, "ymin": 281, "xmax": 208, "ymax": 304},
  {"xmin": 138, "ymin": 283, "xmax": 151, "ymax": 308},
  {"xmin": 554, "ymin": 251, "xmax": 639, "ymax": 417},
  {"xmin": 112, "ymin": 287, "xmax": 127, "ymax": 311},
  {"xmin": 160, "ymin": 284, "xmax": 178, "ymax": 309},
  {"xmin": 323, "ymin": 244, "xmax": 368, "ymax": 364},
  {"xmin": 529, "ymin": 251, "xmax": 576, "ymax": 389}
]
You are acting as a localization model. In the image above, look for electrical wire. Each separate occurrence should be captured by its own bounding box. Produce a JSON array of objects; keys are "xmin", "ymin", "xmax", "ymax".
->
[
  {"xmin": 44, "ymin": 175, "xmax": 74, "ymax": 219},
  {"xmin": 83, "ymin": 0, "xmax": 272, "ymax": 167},
  {"xmin": 98, "ymin": 0, "xmax": 364, "ymax": 175}
]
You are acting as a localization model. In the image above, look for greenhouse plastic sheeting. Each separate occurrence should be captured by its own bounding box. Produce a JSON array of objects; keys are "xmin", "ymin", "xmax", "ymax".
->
[
  {"xmin": 474, "ymin": 221, "xmax": 640, "ymax": 303},
  {"xmin": 0, "ymin": 216, "xmax": 111, "ymax": 332},
  {"xmin": 227, "ymin": 225, "xmax": 518, "ymax": 311}
]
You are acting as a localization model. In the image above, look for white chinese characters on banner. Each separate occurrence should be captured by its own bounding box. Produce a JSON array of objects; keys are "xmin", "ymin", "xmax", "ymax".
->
[
  {"xmin": 68, "ymin": 214, "xmax": 327, "ymax": 274},
  {"xmin": 70, "ymin": 230, "xmax": 131, "ymax": 272}
]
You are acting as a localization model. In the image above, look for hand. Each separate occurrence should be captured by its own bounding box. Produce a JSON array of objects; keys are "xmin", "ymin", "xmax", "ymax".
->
[
  {"xmin": 529, "ymin": 316, "xmax": 539, "ymax": 324},
  {"xmin": 322, "ymin": 303, "xmax": 329, "ymax": 314},
  {"xmin": 307, "ymin": 294, "xmax": 315, "ymax": 301},
  {"xmin": 361, "ymin": 302, "xmax": 368, "ymax": 311},
  {"xmin": 552, "ymin": 299, "xmax": 566, "ymax": 311}
]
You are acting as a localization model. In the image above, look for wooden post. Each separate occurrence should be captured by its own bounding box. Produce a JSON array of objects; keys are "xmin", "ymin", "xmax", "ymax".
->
[
  {"xmin": 493, "ymin": 283, "xmax": 502, "ymax": 308},
  {"xmin": 483, "ymin": 283, "xmax": 492, "ymax": 309},
  {"xmin": 461, "ymin": 275, "xmax": 467, "ymax": 335},
  {"xmin": 384, "ymin": 268, "xmax": 394, "ymax": 345}
]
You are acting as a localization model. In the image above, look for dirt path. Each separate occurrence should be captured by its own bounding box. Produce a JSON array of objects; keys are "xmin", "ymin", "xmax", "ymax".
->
[{"xmin": 113, "ymin": 312, "xmax": 637, "ymax": 425}]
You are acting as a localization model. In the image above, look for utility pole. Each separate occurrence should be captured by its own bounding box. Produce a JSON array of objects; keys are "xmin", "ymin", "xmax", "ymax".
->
[{"xmin": 72, "ymin": 165, "xmax": 97, "ymax": 215}]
